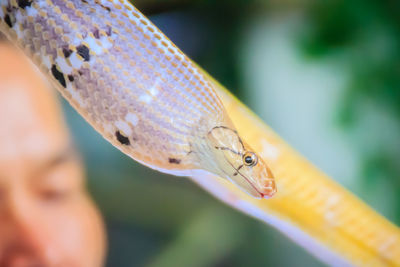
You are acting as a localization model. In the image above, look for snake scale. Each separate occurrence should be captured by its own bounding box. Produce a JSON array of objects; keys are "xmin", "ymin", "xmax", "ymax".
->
[
  {"xmin": 1, "ymin": 0, "xmax": 400, "ymax": 266},
  {"xmin": 0, "ymin": 0, "xmax": 276, "ymax": 198}
]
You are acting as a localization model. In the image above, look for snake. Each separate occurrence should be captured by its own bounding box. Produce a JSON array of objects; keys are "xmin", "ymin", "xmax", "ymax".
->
[
  {"xmin": 0, "ymin": 0, "xmax": 399, "ymax": 266},
  {"xmin": 0, "ymin": 0, "xmax": 276, "ymax": 199}
]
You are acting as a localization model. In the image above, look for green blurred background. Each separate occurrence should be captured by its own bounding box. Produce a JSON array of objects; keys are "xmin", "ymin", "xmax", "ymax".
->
[{"xmin": 61, "ymin": 0, "xmax": 400, "ymax": 266}]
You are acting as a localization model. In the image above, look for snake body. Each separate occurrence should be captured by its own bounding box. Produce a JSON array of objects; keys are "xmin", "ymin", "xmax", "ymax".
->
[
  {"xmin": 2, "ymin": 0, "xmax": 400, "ymax": 266},
  {"xmin": 0, "ymin": 0, "xmax": 276, "ymax": 198}
]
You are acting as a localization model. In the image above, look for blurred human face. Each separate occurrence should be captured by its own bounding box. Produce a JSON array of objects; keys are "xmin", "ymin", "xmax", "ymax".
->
[{"xmin": 0, "ymin": 43, "xmax": 106, "ymax": 266}]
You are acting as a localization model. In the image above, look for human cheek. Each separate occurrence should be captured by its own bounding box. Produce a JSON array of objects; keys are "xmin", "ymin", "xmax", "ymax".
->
[
  {"xmin": 34, "ymin": 164, "xmax": 105, "ymax": 266},
  {"xmin": 41, "ymin": 195, "xmax": 104, "ymax": 267}
]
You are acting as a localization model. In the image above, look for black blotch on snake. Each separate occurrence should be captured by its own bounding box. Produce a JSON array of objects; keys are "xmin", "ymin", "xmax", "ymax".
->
[
  {"xmin": 116, "ymin": 131, "xmax": 130, "ymax": 145},
  {"xmin": 93, "ymin": 28, "xmax": 100, "ymax": 39},
  {"xmin": 105, "ymin": 26, "xmax": 112, "ymax": 36},
  {"xmin": 94, "ymin": 1, "xmax": 111, "ymax": 12},
  {"xmin": 62, "ymin": 47, "xmax": 72, "ymax": 58},
  {"xmin": 51, "ymin": 65, "xmax": 66, "ymax": 88},
  {"xmin": 77, "ymin": 45, "xmax": 90, "ymax": 61},
  {"xmin": 17, "ymin": 0, "xmax": 32, "ymax": 9},
  {"xmin": 168, "ymin": 158, "xmax": 181, "ymax": 164},
  {"xmin": 4, "ymin": 14, "xmax": 13, "ymax": 28},
  {"xmin": 67, "ymin": 75, "xmax": 74, "ymax": 82}
]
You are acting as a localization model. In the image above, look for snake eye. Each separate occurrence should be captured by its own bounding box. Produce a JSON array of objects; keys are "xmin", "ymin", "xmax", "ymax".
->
[{"xmin": 243, "ymin": 151, "xmax": 258, "ymax": 166}]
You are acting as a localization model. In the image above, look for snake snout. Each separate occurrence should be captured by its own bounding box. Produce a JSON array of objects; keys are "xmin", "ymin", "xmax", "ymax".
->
[{"xmin": 260, "ymin": 179, "xmax": 277, "ymax": 199}]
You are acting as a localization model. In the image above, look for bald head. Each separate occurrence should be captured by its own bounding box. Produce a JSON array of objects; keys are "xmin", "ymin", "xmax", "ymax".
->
[
  {"xmin": 0, "ymin": 43, "xmax": 69, "ymax": 162},
  {"xmin": 0, "ymin": 42, "xmax": 106, "ymax": 267}
]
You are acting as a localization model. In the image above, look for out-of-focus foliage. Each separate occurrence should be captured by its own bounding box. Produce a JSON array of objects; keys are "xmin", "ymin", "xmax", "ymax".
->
[
  {"xmin": 61, "ymin": 0, "xmax": 400, "ymax": 266},
  {"xmin": 302, "ymin": 0, "xmax": 400, "ymax": 223}
]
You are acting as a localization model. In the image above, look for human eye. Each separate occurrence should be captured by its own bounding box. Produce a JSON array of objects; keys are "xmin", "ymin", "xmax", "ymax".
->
[
  {"xmin": 36, "ymin": 160, "xmax": 83, "ymax": 204},
  {"xmin": 39, "ymin": 185, "xmax": 72, "ymax": 202}
]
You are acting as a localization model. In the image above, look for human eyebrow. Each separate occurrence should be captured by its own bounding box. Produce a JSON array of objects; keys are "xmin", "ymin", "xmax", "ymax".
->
[
  {"xmin": 50, "ymin": 145, "xmax": 78, "ymax": 167},
  {"xmin": 35, "ymin": 143, "xmax": 80, "ymax": 174}
]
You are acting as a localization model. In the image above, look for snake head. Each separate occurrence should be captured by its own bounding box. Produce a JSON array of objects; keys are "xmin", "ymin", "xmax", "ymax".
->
[{"xmin": 206, "ymin": 126, "xmax": 276, "ymax": 199}]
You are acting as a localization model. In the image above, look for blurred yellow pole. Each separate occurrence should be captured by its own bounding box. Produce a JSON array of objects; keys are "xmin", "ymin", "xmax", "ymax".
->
[{"xmin": 191, "ymin": 74, "xmax": 400, "ymax": 266}]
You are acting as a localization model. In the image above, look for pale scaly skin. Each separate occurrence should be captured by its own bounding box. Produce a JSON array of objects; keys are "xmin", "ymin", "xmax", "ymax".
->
[
  {"xmin": 0, "ymin": 0, "xmax": 275, "ymax": 199},
  {"xmin": 196, "ymin": 76, "xmax": 400, "ymax": 266},
  {"xmin": 1, "ymin": 0, "xmax": 400, "ymax": 266}
]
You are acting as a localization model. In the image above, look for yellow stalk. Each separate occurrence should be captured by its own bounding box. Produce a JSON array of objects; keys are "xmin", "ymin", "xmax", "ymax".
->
[{"xmin": 191, "ymin": 73, "xmax": 400, "ymax": 266}]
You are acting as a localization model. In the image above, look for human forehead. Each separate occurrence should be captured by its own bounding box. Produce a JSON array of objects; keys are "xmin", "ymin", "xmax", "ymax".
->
[
  {"xmin": 0, "ymin": 43, "xmax": 69, "ymax": 163},
  {"xmin": 0, "ymin": 82, "xmax": 68, "ymax": 165}
]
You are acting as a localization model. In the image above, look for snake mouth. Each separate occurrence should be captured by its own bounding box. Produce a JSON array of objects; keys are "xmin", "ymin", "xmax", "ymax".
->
[
  {"xmin": 235, "ymin": 167, "xmax": 277, "ymax": 199},
  {"xmin": 232, "ymin": 167, "xmax": 277, "ymax": 199},
  {"xmin": 261, "ymin": 185, "xmax": 277, "ymax": 199},
  {"xmin": 218, "ymin": 149, "xmax": 276, "ymax": 199},
  {"xmin": 225, "ymin": 160, "xmax": 267, "ymax": 198}
]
